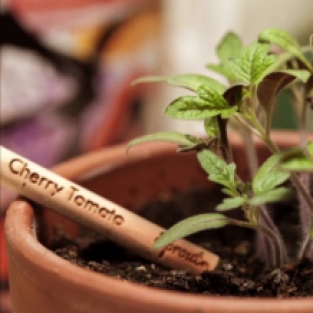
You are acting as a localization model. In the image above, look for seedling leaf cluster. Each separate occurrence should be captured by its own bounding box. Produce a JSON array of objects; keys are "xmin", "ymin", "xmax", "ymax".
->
[{"xmin": 129, "ymin": 29, "xmax": 313, "ymax": 267}]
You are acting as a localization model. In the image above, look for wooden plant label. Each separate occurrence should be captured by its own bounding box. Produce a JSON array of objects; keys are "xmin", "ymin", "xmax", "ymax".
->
[{"xmin": 0, "ymin": 145, "xmax": 219, "ymax": 273}]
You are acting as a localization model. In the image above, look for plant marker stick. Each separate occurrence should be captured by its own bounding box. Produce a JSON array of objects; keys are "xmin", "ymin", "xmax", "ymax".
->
[{"xmin": 0, "ymin": 145, "xmax": 219, "ymax": 273}]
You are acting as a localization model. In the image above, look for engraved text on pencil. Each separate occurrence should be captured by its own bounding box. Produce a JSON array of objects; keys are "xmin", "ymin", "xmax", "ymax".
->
[
  {"xmin": 68, "ymin": 186, "xmax": 124, "ymax": 225},
  {"xmin": 8, "ymin": 158, "xmax": 125, "ymax": 226},
  {"xmin": 154, "ymin": 232, "xmax": 209, "ymax": 270},
  {"xmin": 9, "ymin": 158, "xmax": 64, "ymax": 196}
]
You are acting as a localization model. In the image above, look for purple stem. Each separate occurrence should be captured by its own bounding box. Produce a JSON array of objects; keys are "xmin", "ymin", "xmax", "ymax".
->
[
  {"xmin": 298, "ymin": 172, "xmax": 313, "ymax": 259},
  {"xmin": 257, "ymin": 207, "xmax": 288, "ymax": 267}
]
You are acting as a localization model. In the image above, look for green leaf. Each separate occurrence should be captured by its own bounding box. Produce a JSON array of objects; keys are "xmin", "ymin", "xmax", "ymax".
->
[
  {"xmin": 197, "ymin": 149, "xmax": 237, "ymax": 190},
  {"xmin": 279, "ymin": 156, "xmax": 313, "ymax": 172},
  {"xmin": 216, "ymin": 196, "xmax": 246, "ymax": 211},
  {"xmin": 279, "ymin": 143, "xmax": 313, "ymax": 172},
  {"xmin": 132, "ymin": 74, "xmax": 226, "ymax": 94},
  {"xmin": 127, "ymin": 132, "xmax": 200, "ymax": 152},
  {"xmin": 164, "ymin": 86, "xmax": 237, "ymax": 120},
  {"xmin": 281, "ymin": 70, "xmax": 311, "ymax": 83},
  {"xmin": 310, "ymin": 222, "xmax": 313, "ymax": 239},
  {"xmin": 221, "ymin": 188, "xmax": 238, "ymax": 197},
  {"xmin": 206, "ymin": 64, "xmax": 236, "ymax": 81},
  {"xmin": 206, "ymin": 32, "xmax": 243, "ymax": 83},
  {"xmin": 261, "ymin": 52, "xmax": 295, "ymax": 77},
  {"xmin": 248, "ymin": 187, "xmax": 293, "ymax": 206},
  {"xmin": 253, "ymin": 148, "xmax": 301, "ymax": 190},
  {"xmin": 153, "ymin": 213, "xmax": 229, "ymax": 250},
  {"xmin": 167, "ymin": 74, "xmax": 226, "ymax": 94},
  {"xmin": 217, "ymin": 31, "xmax": 243, "ymax": 64},
  {"xmin": 197, "ymin": 85, "xmax": 238, "ymax": 118},
  {"xmin": 308, "ymin": 142, "xmax": 313, "ymax": 155},
  {"xmin": 204, "ymin": 117, "xmax": 219, "ymax": 137},
  {"xmin": 176, "ymin": 135, "xmax": 206, "ymax": 153},
  {"xmin": 253, "ymin": 171, "xmax": 290, "ymax": 194},
  {"xmin": 164, "ymin": 96, "xmax": 225, "ymax": 120},
  {"xmin": 280, "ymin": 157, "xmax": 313, "ymax": 172},
  {"xmin": 310, "ymin": 34, "xmax": 313, "ymax": 51},
  {"xmin": 258, "ymin": 28, "xmax": 312, "ymax": 70},
  {"xmin": 258, "ymin": 28, "xmax": 299, "ymax": 52},
  {"xmin": 227, "ymin": 43, "xmax": 275, "ymax": 84}
]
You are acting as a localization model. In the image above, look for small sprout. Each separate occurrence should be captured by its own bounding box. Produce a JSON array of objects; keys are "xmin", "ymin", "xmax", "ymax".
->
[{"xmin": 129, "ymin": 28, "xmax": 313, "ymax": 268}]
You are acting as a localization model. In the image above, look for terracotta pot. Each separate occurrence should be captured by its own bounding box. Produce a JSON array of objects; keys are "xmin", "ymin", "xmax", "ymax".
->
[{"xmin": 5, "ymin": 131, "xmax": 313, "ymax": 313}]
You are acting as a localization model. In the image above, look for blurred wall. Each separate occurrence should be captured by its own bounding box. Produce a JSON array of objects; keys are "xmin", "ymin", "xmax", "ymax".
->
[{"xmin": 143, "ymin": 0, "xmax": 313, "ymax": 134}]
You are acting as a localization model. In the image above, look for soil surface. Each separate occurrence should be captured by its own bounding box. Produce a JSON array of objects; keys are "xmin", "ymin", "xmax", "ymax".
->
[{"xmin": 50, "ymin": 188, "xmax": 313, "ymax": 298}]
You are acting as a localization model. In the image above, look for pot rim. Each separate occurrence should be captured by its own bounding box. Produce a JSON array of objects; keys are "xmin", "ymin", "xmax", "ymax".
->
[{"xmin": 5, "ymin": 131, "xmax": 313, "ymax": 312}]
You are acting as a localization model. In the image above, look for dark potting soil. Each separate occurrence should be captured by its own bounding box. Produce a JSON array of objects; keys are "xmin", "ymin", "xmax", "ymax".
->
[{"xmin": 50, "ymin": 188, "xmax": 313, "ymax": 298}]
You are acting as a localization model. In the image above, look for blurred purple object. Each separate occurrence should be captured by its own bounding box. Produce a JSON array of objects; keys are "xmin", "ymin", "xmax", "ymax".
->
[
  {"xmin": 1, "ymin": 47, "xmax": 76, "ymax": 126},
  {"xmin": 1, "ymin": 114, "xmax": 75, "ymax": 167},
  {"xmin": 0, "ymin": 114, "xmax": 76, "ymax": 211}
]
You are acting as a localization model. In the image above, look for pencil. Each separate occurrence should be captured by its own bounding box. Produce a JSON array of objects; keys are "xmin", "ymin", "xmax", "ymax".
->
[{"xmin": 0, "ymin": 145, "xmax": 219, "ymax": 273}]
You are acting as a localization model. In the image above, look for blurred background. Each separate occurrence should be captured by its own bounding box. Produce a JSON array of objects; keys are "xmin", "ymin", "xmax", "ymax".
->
[{"xmin": 0, "ymin": 0, "xmax": 312, "ymax": 311}]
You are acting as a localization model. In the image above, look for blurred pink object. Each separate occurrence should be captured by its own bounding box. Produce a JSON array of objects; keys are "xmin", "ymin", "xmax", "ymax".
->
[
  {"xmin": 10, "ymin": 0, "xmax": 137, "ymax": 11},
  {"xmin": 1, "ymin": 47, "xmax": 76, "ymax": 125},
  {"xmin": 9, "ymin": 0, "xmax": 149, "ymax": 32}
]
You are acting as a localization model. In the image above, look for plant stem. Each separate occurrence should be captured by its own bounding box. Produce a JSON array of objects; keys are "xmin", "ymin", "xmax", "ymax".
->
[
  {"xmin": 229, "ymin": 219, "xmax": 283, "ymax": 267},
  {"xmin": 297, "ymin": 173, "xmax": 313, "ymax": 260},
  {"xmin": 300, "ymin": 45, "xmax": 313, "ymax": 53},
  {"xmin": 217, "ymin": 116, "xmax": 233, "ymax": 163},
  {"xmin": 233, "ymin": 114, "xmax": 261, "ymax": 137},
  {"xmin": 239, "ymin": 128, "xmax": 287, "ymax": 264},
  {"xmin": 265, "ymin": 108, "xmax": 274, "ymax": 140},
  {"xmin": 249, "ymin": 106, "xmax": 313, "ymax": 215},
  {"xmin": 242, "ymin": 109, "xmax": 313, "ymax": 260},
  {"xmin": 290, "ymin": 82, "xmax": 313, "ymax": 259},
  {"xmin": 291, "ymin": 173, "xmax": 313, "ymax": 212},
  {"xmin": 299, "ymin": 222, "xmax": 313, "ymax": 259},
  {"xmin": 259, "ymin": 208, "xmax": 288, "ymax": 265},
  {"xmin": 300, "ymin": 86, "xmax": 308, "ymax": 146},
  {"xmin": 290, "ymin": 85, "xmax": 307, "ymax": 145},
  {"xmin": 264, "ymin": 137, "xmax": 313, "ymax": 260},
  {"xmin": 257, "ymin": 224, "xmax": 283, "ymax": 267},
  {"xmin": 257, "ymin": 213, "xmax": 276, "ymax": 266},
  {"xmin": 241, "ymin": 129, "xmax": 259, "ymax": 179},
  {"xmin": 265, "ymin": 138, "xmax": 313, "ymax": 214}
]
